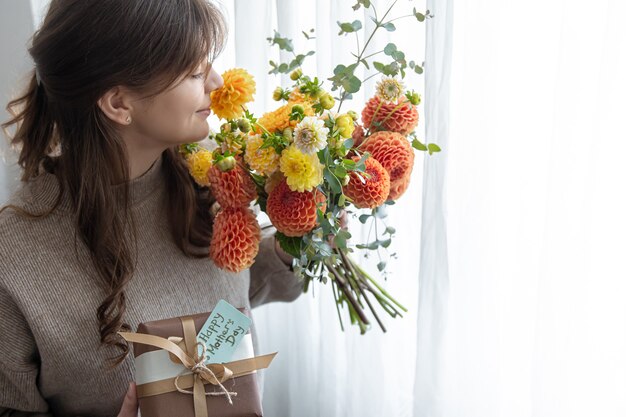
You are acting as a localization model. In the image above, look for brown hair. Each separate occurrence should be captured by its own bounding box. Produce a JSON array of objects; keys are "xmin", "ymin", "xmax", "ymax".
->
[{"xmin": 1, "ymin": 0, "xmax": 227, "ymax": 366}]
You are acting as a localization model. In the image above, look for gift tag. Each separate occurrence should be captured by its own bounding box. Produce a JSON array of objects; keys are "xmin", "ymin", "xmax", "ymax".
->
[{"xmin": 196, "ymin": 299, "xmax": 251, "ymax": 364}]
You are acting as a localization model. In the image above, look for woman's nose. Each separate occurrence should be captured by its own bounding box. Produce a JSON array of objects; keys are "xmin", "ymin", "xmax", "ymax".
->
[{"xmin": 206, "ymin": 67, "xmax": 223, "ymax": 93}]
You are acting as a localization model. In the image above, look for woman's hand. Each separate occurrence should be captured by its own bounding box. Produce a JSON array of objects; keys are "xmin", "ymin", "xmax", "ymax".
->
[
  {"xmin": 274, "ymin": 235, "xmax": 295, "ymax": 266},
  {"xmin": 117, "ymin": 382, "xmax": 138, "ymax": 417}
]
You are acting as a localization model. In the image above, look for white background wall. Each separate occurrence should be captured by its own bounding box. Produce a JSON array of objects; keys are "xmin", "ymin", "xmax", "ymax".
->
[{"xmin": 0, "ymin": 0, "xmax": 45, "ymax": 203}]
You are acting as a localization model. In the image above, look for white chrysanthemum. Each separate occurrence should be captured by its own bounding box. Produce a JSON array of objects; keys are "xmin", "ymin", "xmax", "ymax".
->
[
  {"xmin": 293, "ymin": 116, "xmax": 329, "ymax": 154},
  {"xmin": 375, "ymin": 77, "xmax": 405, "ymax": 102}
]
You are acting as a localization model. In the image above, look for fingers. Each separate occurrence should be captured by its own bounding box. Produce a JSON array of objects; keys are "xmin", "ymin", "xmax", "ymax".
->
[{"xmin": 117, "ymin": 382, "xmax": 138, "ymax": 417}]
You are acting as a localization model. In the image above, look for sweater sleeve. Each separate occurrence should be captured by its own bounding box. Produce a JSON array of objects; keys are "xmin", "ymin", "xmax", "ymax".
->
[
  {"xmin": 0, "ymin": 286, "xmax": 52, "ymax": 415},
  {"xmin": 249, "ymin": 226, "xmax": 305, "ymax": 309}
]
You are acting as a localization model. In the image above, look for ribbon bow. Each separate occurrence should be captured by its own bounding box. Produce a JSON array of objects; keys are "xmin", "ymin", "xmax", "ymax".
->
[{"xmin": 118, "ymin": 315, "xmax": 277, "ymax": 417}]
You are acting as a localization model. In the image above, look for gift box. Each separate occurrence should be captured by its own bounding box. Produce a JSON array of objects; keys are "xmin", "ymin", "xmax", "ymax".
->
[{"xmin": 118, "ymin": 307, "xmax": 276, "ymax": 417}]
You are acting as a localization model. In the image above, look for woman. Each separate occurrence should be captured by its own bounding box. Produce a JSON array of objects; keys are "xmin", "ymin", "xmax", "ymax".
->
[{"xmin": 0, "ymin": 0, "xmax": 303, "ymax": 415}]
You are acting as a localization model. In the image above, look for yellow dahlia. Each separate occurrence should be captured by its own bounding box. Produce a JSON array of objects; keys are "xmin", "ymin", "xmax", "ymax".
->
[
  {"xmin": 185, "ymin": 149, "xmax": 213, "ymax": 187},
  {"xmin": 210, "ymin": 68, "xmax": 256, "ymax": 120},
  {"xmin": 253, "ymin": 101, "xmax": 315, "ymax": 134},
  {"xmin": 279, "ymin": 144, "xmax": 323, "ymax": 192},
  {"xmin": 244, "ymin": 134, "xmax": 280, "ymax": 176}
]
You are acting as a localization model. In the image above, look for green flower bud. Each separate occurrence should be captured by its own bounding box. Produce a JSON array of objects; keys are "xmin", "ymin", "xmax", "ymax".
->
[
  {"xmin": 290, "ymin": 68, "xmax": 303, "ymax": 80},
  {"xmin": 273, "ymin": 87, "xmax": 284, "ymax": 101},
  {"xmin": 342, "ymin": 175, "xmax": 351, "ymax": 186},
  {"xmin": 220, "ymin": 123, "xmax": 231, "ymax": 133},
  {"xmin": 347, "ymin": 110, "xmax": 358, "ymax": 121},
  {"xmin": 406, "ymin": 91, "xmax": 421, "ymax": 106},
  {"xmin": 319, "ymin": 94, "xmax": 335, "ymax": 110},
  {"xmin": 335, "ymin": 114, "xmax": 355, "ymax": 138},
  {"xmin": 283, "ymin": 127, "xmax": 294, "ymax": 142},
  {"xmin": 310, "ymin": 88, "xmax": 324, "ymax": 99},
  {"xmin": 216, "ymin": 156, "xmax": 236, "ymax": 172},
  {"xmin": 291, "ymin": 104, "xmax": 304, "ymax": 114},
  {"xmin": 237, "ymin": 119, "xmax": 251, "ymax": 133}
]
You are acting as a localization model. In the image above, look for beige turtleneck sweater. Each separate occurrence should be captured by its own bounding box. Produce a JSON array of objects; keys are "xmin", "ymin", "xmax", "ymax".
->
[{"xmin": 0, "ymin": 153, "xmax": 303, "ymax": 416}]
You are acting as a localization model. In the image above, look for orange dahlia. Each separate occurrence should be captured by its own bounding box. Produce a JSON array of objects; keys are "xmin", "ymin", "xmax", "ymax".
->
[
  {"xmin": 210, "ymin": 68, "xmax": 256, "ymax": 120},
  {"xmin": 358, "ymin": 131, "xmax": 415, "ymax": 201},
  {"xmin": 388, "ymin": 164, "xmax": 414, "ymax": 201},
  {"xmin": 209, "ymin": 206, "xmax": 261, "ymax": 273},
  {"xmin": 344, "ymin": 156, "xmax": 390, "ymax": 209},
  {"xmin": 208, "ymin": 159, "xmax": 257, "ymax": 208},
  {"xmin": 266, "ymin": 179, "xmax": 327, "ymax": 237},
  {"xmin": 361, "ymin": 96, "xmax": 418, "ymax": 135},
  {"xmin": 253, "ymin": 101, "xmax": 314, "ymax": 134}
]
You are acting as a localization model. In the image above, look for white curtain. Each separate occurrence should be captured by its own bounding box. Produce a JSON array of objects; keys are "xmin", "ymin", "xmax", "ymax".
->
[{"xmin": 413, "ymin": 0, "xmax": 626, "ymax": 416}]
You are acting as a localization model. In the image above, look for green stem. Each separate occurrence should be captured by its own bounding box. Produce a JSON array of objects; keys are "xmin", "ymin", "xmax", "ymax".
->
[
  {"xmin": 353, "ymin": 260, "xmax": 408, "ymax": 312},
  {"xmin": 325, "ymin": 260, "xmax": 370, "ymax": 325},
  {"xmin": 386, "ymin": 14, "xmax": 414, "ymax": 24},
  {"xmin": 339, "ymin": 249, "xmax": 387, "ymax": 332},
  {"xmin": 330, "ymin": 277, "xmax": 345, "ymax": 331},
  {"xmin": 362, "ymin": 71, "xmax": 383, "ymax": 85},
  {"xmin": 362, "ymin": 50, "xmax": 384, "ymax": 60}
]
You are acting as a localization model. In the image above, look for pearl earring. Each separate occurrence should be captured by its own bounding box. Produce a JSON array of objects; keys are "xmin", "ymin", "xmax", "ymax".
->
[{"xmin": 126, "ymin": 115, "xmax": 132, "ymax": 124}]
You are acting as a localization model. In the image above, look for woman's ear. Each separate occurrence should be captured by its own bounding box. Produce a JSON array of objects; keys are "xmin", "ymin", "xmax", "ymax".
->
[{"xmin": 97, "ymin": 86, "xmax": 134, "ymax": 125}]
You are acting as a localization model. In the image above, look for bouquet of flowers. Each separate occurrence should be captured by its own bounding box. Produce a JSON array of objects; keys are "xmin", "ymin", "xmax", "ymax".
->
[{"xmin": 181, "ymin": 0, "xmax": 438, "ymax": 333}]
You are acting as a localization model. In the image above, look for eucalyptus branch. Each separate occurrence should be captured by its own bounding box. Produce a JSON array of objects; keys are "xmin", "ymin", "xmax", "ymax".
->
[{"xmin": 335, "ymin": 0, "xmax": 399, "ymax": 113}]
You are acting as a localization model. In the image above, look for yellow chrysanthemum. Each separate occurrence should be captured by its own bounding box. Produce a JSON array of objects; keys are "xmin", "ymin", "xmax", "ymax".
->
[
  {"xmin": 244, "ymin": 134, "xmax": 280, "ymax": 176},
  {"xmin": 210, "ymin": 68, "xmax": 256, "ymax": 120},
  {"xmin": 253, "ymin": 101, "xmax": 315, "ymax": 134},
  {"xmin": 279, "ymin": 144, "xmax": 323, "ymax": 192},
  {"xmin": 185, "ymin": 149, "xmax": 213, "ymax": 187}
]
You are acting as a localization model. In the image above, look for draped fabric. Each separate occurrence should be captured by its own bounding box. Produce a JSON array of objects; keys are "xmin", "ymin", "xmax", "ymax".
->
[{"xmin": 413, "ymin": 1, "xmax": 626, "ymax": 416}]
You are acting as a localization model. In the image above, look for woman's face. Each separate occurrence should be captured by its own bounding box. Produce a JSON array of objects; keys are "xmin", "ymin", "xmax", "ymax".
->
[{"xmin": 110, "ymin": 59, "xmax": 224, "ymax": 149}]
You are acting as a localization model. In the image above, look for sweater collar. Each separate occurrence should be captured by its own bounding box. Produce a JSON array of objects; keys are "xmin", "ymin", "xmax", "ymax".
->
[{"xmin": 28, "ymin": 153, "xmax": 164, "ymax": 214}]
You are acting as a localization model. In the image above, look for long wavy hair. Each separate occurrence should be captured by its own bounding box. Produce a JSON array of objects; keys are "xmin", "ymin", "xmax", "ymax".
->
[{"xmin": 0, "ymin": 0, "xmax": 226, "ymax": 367}]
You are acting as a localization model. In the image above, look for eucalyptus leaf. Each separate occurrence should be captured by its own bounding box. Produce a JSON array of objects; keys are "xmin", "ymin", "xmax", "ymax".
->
[
  {"xmin": 382, "ymin": 22, "xmax": 396, "ymax": 32},
  {"xmin": 267, "ymin": 31, "xmax": 294, "ymax": 52},
  {"xmin": 337, "ymin": 20, "xmax": 362, "ymax": 35},
  {"xmin": 428, "ymin": 143, "xmax": 442, "ymax": 155},
  {"xmin": 412, "ymin": 138, "xmax": 428, "ymax": 151},
  {"xmin": 384, "ymin": 43, "xmax": 397, "ymax": 55},
  {"xmin": 333, "ymin": 230, "xmax": 352, "ymax": 250},
  {"xmin": 334, "ymin": 165, "xmax": 347, "ymax": 179},
  {"xmin": 324, "ymin": 168, "xmax": 342, "ymax": 194}
]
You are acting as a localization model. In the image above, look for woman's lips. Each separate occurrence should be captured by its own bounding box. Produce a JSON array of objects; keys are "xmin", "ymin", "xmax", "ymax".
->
[{"xmin": 196, "ymin": 109, "xmax": 211, "ymax": 117}]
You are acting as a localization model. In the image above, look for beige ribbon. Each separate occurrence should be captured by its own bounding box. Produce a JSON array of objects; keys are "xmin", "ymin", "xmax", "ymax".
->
[{"xmin": 118, "ymin": 315, "xmax": 277, "ymax": 417}]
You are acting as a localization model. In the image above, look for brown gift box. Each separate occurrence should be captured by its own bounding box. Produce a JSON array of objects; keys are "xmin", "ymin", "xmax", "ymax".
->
[{"xmin": 126, "ymin": 307, "xmax": 271, "ymax": 417}]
